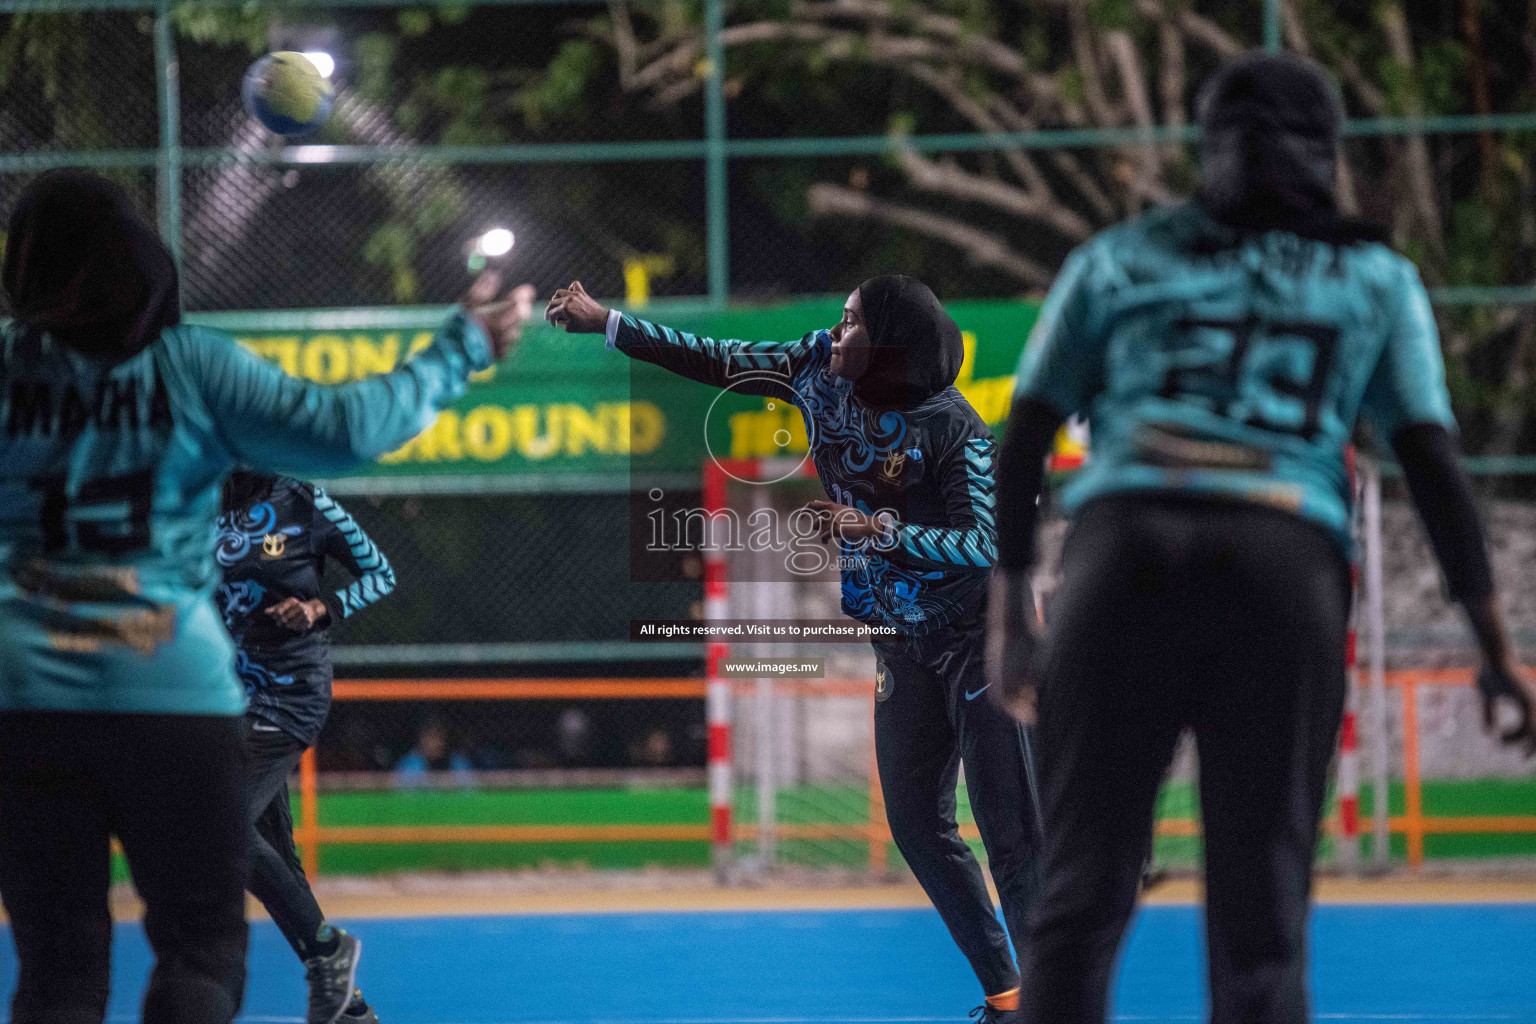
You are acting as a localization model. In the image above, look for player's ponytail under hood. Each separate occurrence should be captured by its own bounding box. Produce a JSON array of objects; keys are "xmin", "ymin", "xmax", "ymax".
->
[
  {"xmin": 3, "ymin": 169, "xmax": 181, "ymax": 363},
  {"xmin": 854, "ymin": 276, "xmax": 963, "ymax": 410},
  {"xmin": 1197, "ymin": 51, "xmax": 1386, "ymax": 246}
]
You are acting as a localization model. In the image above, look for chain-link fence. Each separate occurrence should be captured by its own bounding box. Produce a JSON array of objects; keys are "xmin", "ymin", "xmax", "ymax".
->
[
  {"xmin": 8, "ymin": 0, "xmax": 1536, "ymax": 878},
  {"xmin": 6, "ymin": 1, "xmax": 1536, "ymax": 316},
  {"xmin": 307, "ymin": 489, "xmax": 704, "ymax": 788}
]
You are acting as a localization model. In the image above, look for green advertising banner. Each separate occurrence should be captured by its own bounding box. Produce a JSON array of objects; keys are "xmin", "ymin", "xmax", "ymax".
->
[{"xmin": 187, "ymin": 298, "xmax": 1042, "ymax": 483}]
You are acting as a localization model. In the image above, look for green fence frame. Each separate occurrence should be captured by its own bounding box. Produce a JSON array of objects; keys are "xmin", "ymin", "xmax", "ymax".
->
[{"xmin": 2, "ymin": 0, "xmax": 1536, "ymax": 308}]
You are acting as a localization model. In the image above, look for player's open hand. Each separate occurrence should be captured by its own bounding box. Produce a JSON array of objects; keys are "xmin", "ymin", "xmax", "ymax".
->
[
  {"xmin": 463, "ymin": 271, "xmax": 535, "ymax": 361},
  {"xmin": 986, "ymin": 570, "xmax": 1042, "ymax": 724},
  {"xmin": 803, "ymin": 500, "xmax": 889, "ymax": 544},
  {"xmin": 545, "ymin": 281, "xmax": 610, "ymax": 334},
  {"xmin": 267, "ymin": 597, "xmax": 329, "ymax": 633},
  {"xmin": 1477, "ymin": 655, "xmax": 1536, "ymax": 756}
]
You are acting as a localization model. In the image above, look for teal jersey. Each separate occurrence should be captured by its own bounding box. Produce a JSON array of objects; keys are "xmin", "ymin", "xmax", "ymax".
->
[
  {"xmin": 1015, "ymin": 204, "xmax": 1457, "ymax": 548},
  {"xmin": 0, "ymin": 313, "xmax": 489, "ymax": 715}
]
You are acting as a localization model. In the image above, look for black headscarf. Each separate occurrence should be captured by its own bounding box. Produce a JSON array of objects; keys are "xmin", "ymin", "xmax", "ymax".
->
[
  {"xmin": 1197, "ymin": 52, "xmax": 1387, "ymax": 246},
  {"xmin": 221, "ymin": 470, "xmax": 278, "ymax": 514},
  {"xmin": 853, "ymin": 276, "xmax": 963, "ymax": 410},
  {"xmin": 3, "ymin": 169, "xmax": 181, "ymax": 363}
]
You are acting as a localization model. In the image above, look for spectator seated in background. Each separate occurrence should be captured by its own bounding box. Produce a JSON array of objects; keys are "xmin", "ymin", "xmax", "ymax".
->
[
  {"xmin": 394, "ymin": 719, "xmax": 475, "ymax": 789},
  {"xmin": 628, "ymin": 728, "xmax": 675, "ymax": 768}
]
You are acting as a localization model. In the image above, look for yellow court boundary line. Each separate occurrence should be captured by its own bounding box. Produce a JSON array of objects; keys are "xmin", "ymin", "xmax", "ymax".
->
[
  {"xmin": 296, "ymin": 877, "xmax": 1536, "ymax": 919},
  {"xmin": 24, "ymin": 876, "xmax": 1532, "ymax": 927}
]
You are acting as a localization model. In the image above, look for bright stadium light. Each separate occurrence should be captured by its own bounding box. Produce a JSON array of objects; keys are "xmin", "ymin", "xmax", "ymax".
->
[
  {"xmin": 302, "ymin": 51, "xmax": 336, "ymax": 79},
  {"xmin": 477, "ymin": 228, "xmax": 515, "ymax": 257}
]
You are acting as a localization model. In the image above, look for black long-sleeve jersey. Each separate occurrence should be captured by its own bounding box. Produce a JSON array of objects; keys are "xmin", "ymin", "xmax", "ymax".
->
[
  {"xmin": 614, "ymin": 315, "xmax": 996, "ymax": 636},
  {"xmin": 214, "ymin": 476, "xmax": 395, "ymax": 743}
]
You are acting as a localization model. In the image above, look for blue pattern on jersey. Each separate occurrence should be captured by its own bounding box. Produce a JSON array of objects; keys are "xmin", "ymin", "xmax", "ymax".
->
[
  {"xmin": 235, "ymin": 649, "xmax": 295, "ymax": 702},
  {"xmin": 312, "ymin": 488, "xmax": 396, "ymax": 618},
  {"xmin": 615, "ymin": 321, "xmax": 994, "ymax": 635},
  {"xmin": 214, "ymin": 502, "xmax": 302, "ymax": 567},
  {"xmin": 889, "ymin": 438, "xmax": 997, "ymax": 568},
  {"xmin": 217, "ymin": 579, "xmax": 266, "ymax": 631}
]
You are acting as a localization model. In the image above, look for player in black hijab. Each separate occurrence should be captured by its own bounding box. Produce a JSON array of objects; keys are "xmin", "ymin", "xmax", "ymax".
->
[
  {"xmin": 547, "ymin": 276, "xmax": 1042, "ymax": 1021},
  {"xmin": 989, "ymin": 51, "xmax": 1535, "ymax": 1024},
  {"xmin": 2, "ymin": 169, "xmax": 181, "ymax": 364}
]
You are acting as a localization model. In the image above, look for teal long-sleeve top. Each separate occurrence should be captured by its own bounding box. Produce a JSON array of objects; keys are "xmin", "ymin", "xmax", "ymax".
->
[{"xmin": 0, "ymin": 311, "xmax": 489, "ymax": 715}]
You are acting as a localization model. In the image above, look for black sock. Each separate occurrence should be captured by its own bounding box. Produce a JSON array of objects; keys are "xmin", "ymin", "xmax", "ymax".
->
[{"xmin": 311, "ymin": 922, "xmax": 340, "ymax": 959}]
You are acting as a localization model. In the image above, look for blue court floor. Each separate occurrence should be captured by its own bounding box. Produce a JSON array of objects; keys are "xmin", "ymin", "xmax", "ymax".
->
[{"xmin": 2, "ymin": 903, "xmax": 1533, "ymax": 1023}]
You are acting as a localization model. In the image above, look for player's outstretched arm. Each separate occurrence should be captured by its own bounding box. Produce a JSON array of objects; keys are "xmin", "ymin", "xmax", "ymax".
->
[
  {"xmin": 311, "ymin": 486, "xmax": 397, "ymax": 624},
  {"xmin": 546, "ymin": 280, "xmax": 818, "ymax": 397},
  {"xmin": 181, "ymin": 273, "xmax": 532, "ymax": 476}
]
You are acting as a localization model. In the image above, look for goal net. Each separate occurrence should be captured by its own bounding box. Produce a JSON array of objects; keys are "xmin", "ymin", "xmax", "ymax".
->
[{"xmin": 718, "ymin": 459, "xmax": 1207, "ymax": 882}]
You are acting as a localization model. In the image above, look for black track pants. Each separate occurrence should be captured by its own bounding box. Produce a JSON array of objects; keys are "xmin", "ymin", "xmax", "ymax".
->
[
  {"xmin": 243, "ymin": 718, "xmax": 329, "ymax": 960},
  {"xmin": 874, "ymin": 611, "xmax": 1044, "ymax": 997},
  {"xmin": 0, "ymin": 711, "xmax": 249, "ymax": 1024},
  {"xmin": 1019, "ymin": 495, "xmax": 1351, "ymax": 1024}
]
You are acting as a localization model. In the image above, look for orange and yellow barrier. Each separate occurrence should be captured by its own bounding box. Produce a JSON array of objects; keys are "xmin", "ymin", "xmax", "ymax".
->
[{"xmin": 294, "ymin": 670, "xmax": 1536, "ymax": 877}]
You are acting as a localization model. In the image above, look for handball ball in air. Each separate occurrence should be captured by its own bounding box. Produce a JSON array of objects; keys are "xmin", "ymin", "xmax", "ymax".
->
[{"xmin": 243, "ymin": 52, "xmax": 333, "ymax": 136}]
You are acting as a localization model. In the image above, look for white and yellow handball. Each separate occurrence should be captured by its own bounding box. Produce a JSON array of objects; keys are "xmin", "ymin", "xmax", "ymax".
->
[{"xmin": 242, "ymin": 52, "xmax": 332, "ymax": 136}]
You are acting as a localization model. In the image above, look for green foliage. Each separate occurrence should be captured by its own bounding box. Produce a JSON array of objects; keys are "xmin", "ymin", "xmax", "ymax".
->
[
  {"xmin": 0, "ymin": 14, "xmax": 84, "ymax": 100},
  {"xmin": 361, "ymin": 221, "xmax": 421, "ymax": 303},
  {"xmin": 751, "ymin": 165, "xmax": 812, "ymax": 223},
  {"xmin": 1017, "ymin": 25, "xmax": 1051, "ymax": 70},
  {"xmin": 398, "ymin": 9, "xmax": 434, "ymax": 38},
  {"xmin": 1089, "ymin": 0, "xmax": 1135, "ymax": 32},
  {"xmin": 515, "ymin": 40, "xmax": 597, "ymax": 129},
  {"xmin": 1375, "ymin": 55, "xmax": 1416, "ymax": 116},
  {"xmin": 355, "ymin": 32, "xmax": 398, "ymax": 104},
  {"xmin": 0, "ymin": 14, "xmax": 123, "ymax": 149},
  {"xmin": 1057, "ymin": 65, "xmax": 1088, "ymax": 108},
  {"xmin": 1416, "ymin": 40, "xmax": 1468, "ymax": 116},
  {"xmin": 170, "ymin": 3, "xmax": 273, "ymax": 54},
  {"xmin": 399, "ymin": 66, "xmax": 509, "ymax": 145},
  {"xmin": 1448, "ymin": 199, "xmax": 1499, "ymax": 288}
]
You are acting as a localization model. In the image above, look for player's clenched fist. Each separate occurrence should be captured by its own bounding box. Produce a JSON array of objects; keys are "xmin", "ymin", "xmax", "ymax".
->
[
  {"xmin": 545, "ymin": 281, "xmax": 611, "ymax": 334},
  {"xmin": 803, "ymin": 500, "xmax": 889, "ymax": 544},
  {"xmin": 266, "ymin": 596, "xmax": 329, "ymax": 633},
  {"xmin": 986, "ymin": 570, "xmax": 1042, "ymax": 725},
  {"xmin": 462, "ymin": 271, "xmax": 536, "ymax": 361}
]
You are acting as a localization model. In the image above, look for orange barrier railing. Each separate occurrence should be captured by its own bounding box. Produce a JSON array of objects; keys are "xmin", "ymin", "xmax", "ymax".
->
[
  {"xmin": 294, "ymin": 671, "xmax": 1534, "ymax": 877},
  {"xmin": 297, "ymin": 678, "xmax": 707, "ymax": 876},
  {"xmin": 1385, "ymin": 669, "xmax": 1536, "ymax": 866}
]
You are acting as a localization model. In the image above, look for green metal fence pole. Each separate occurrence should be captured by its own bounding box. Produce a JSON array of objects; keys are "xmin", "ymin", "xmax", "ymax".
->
[
  {"xmin": 1264, "ymin": 0, "xmax": 1282, "ymax": 52},
  {"xmin": 153, "ymin": 0, "xmax": 182, "ymax": 268},
  {"xmin": 704, "ymin": 0, "xmax": 728, "ymax": 306}
]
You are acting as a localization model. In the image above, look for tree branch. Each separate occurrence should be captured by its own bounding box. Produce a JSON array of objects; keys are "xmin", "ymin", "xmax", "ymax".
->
[
  {"xmin": 895, "ymin": 146, "xmax": 1093, "ymax": 241},
  {"xmin": 1380, "ymin": 1, "xmax": 1446, "ymax": 258},
  {"xmin": 1156, "ymin": 15, "xmax": 1187, "ymax": 129},
  {"xmin": 807, "ymin": 182, "xmax": 1052, "ymax": 285},
  {"xmin": 790, "ymin": 0, "xmax": 1055, "ymax": 100},
  {"xmin": 983, "ymin": 94, "xmax": 1119, "ymax": 222},
  {"xmin": 900, "ymin": 62, "xmax": 1050, "ymax": 196},
  {"xmin": 1066, "ymin": 0, "xmax": 1118, "ymax": 126},
  {"xmin": 606, "ymin": 0, "xmax": 640, "ymax": 90},
  {"xmin": 1105, "ymin": 29, "xmax": 1163, "ymax": 190},
  {"xmin": 1280, "ymin": 0, "xmax": 1314, "ymax": 57},
  {"xmin": 1130, "ymin": 0, "xmax": 1244, "ymax": 58}
]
